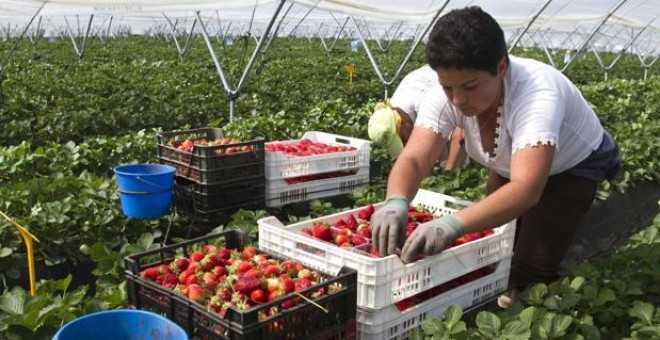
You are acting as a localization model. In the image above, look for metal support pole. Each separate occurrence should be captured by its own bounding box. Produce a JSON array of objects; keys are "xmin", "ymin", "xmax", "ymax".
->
[
  {"xmin": 508, "ymin": 0, "xmax": 553, "ymax": 53},
  {"xmin": 350, "ymin": 0, "xmax": 451, "ymax": 97},
  {"xmin": 196, "ymin": 0, "xmax": 287, "ymax": 122},
  {"xmin": 320, "ymin": 17, "xmax": 349, "ymax": 52},
  {"xmin": 562, "ymin": 0, "xmax": 630, "ymax": 72}
]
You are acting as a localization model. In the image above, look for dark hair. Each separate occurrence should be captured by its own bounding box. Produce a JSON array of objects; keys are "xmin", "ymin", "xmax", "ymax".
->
[{"xmin": 425, "ymin": 6, "xmax": 508, "ymax": 75}]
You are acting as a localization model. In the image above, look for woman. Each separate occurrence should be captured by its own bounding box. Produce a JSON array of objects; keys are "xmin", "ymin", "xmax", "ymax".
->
[{"xmin": 370, "ymin": 6, "xmax": 620, "ymax": 306}]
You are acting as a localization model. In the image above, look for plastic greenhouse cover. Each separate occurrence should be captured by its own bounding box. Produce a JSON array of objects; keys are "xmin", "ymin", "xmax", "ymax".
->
[{"xmin": 0, "ymin": 0, "xmax": 658, "ymax": 53}]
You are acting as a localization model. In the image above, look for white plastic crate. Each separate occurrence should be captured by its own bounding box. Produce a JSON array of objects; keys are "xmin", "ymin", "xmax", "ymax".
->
[
  {"xmin": 357, "ymin": 258, "xmax": 511, "ymax": 340},
  {"xmin": 265, "ymin": 131, "xmax": 371, "ymax": 180},
  {"xmin": 265, "ymin": 166, "xmax": 370, "ymax": 207},
  {"xmin": 258, "ymin": 189, "xmax": 516, "ymax": 309}
]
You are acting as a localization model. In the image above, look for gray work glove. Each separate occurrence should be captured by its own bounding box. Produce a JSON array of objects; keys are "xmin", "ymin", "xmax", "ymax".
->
[
  {"xmin": 371, "ymin": 196, "xmax": 409, "ymax": 256},
  {"xmin": 401, "ymin": 215, "xmax": 465, "ymax": 263}
]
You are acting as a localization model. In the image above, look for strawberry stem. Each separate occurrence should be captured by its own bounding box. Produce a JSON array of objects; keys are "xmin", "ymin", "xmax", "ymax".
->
[{"xmin": 293, "ymin": 292, "xmax": 328, "ymax": 313}]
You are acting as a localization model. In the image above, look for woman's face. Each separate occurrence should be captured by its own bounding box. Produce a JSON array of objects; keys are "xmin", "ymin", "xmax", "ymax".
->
[{"xmin": 436, "ymin": 59, "xmax": 507, "ymax": 117}]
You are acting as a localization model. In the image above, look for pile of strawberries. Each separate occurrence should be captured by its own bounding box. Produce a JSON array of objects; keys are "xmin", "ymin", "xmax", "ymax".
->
[
  {"xmin": 284, "ymin": 170, "xmax": 358, "ymax": 185},
  {"xmin": 170, "ymin": 137, "xmax": 250, "ymax": 154},
  {"xmin": 393, "ymin": 265, "xmax": 495, "ymax": 311},
  {"xmin": 140, "ymin": 244, "xmax": 340, "ymax": 320},
  {"xmin": 300, "ymin": 204, "xmax": 495, "ymax": 261},
  {"xmin": 266, "ymin": 139, "xmax": 356, "ymax": 157}
]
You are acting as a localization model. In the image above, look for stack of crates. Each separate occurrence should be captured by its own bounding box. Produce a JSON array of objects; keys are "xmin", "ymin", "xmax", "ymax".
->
[
  {"xmin": 157, "ymin": 128, "xmax": 265, "ymax": 227},
  {"xmin": 265, "ymin": 131, "xmax": 371, "ymax": 207},
  {"xmin": 257, "ymin": 189, "xmax": 516, "ymax": 339}
]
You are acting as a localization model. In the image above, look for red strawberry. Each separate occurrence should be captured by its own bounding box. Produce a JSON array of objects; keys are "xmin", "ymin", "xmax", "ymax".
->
[
  {"xmin": 187, "ymin": 284, "xmax": 206, "ymax": 303},
  {"xmin": 357, "ymin": 205, "xmax": 375, "ymax": 220},
  {"xmin": 242, "ymin": 246, "xmax": 257, "ymax": 260},
  {"xmin": 280, "ymin": 278, "xmax": 295, "ymax": 293},
  {"xmin": 236, "ymin": 261, "xmax": 253, "ymax": 274},
  {"xmin": 335, "ymin": 234, "xmax": 350, "ymax": 246},
  {"xmin": 345, "ymin": 215, "xmax": 358, "ymax": 230},
  {"xmin": 142, "ymin": 267, "xmax": 159, "ymax": 280},
  {"xmin": 250, "ymin": 289, "xmax": 267, "ymax": 303},
  {"xmin": 163, "ymin": 274, "xmax": 178, "ymax": 289},
  {"xmin": 311, "ymin": 224, "xmax": 332, "ymax": 241},
  {"xmin": 268, "ymin": 290, "xmax": 284, "ymax": 302},
  {"xmin": 295, "ymin": 278, "xmax": 313, "ymax": 292},
  {"xmin": 333, "ymin": 219, "xmax": 347, "ymax": 228},
  {"xmin": 185, "ymin": 273, "xmax": 199, "ymax": 286},
  {"xmin": 351, "ymin": 234, "xmax": 367, "ymax": 246},
  {"xmin": 369, "ymin": 246, "xmax": 382, "ymax": 258},
  {"xmin": 217, "ymin": 248, "xmax": 231, "ymax": 260},
  {"xmin": 201, "ymin": 254, "xmax": 219, "ymax": 271},
  {"xmin": 234, "ymin": 275, "xmax": 262, "ymax": 294},
  {"xmin": 358, "ymin": 228, "xmax": 372, "ymax": 239},
  {"xmin": 156, "ymin": 264, "xmax": 170, "ymax": 275},
  {"xmin": 263, "ymin": 264, "xmax": 281, "ymax": 277},
  {"xmin": 190, "ymin": 251, "xmax": 204, "ymax": 263},
  {"xmin": 203, "ymin": 272, "xmax": 218, "ymax": 290},
  {"xmin": 297, "ymin": 268, "xmax": 314, "ymax": 280},
  {"xmin": 212, "ymin": 266, "xmax": 227, "ymax": 277},
  {"xmin": 203, "ymin": 244, "xmax": 219, "ymax": 255}
]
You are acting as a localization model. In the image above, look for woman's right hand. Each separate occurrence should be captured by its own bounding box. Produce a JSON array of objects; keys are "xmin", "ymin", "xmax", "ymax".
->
[{"xmin": 371, "ymin": 196, "xmax": 409, "ymax": 256}]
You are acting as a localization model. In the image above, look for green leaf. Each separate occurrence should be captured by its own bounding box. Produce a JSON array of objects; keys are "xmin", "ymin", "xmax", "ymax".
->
[
  {"xmin": 444, "ymin": 304, "xmax": 464, "ymax": 329},
  {"xmin": 629, "ymin": 301, "xmax": 654, "ymax": 326},
  {"xmin": 501, "ymin": 320, "xmax": 532, "ymax": 339},
  {"xmin": 526, "ymin": 284, "xmax": 548, "ymax": 305},
  {"xmin": 0, "ymin": 247, "xmax": 12, "ymax": 257},
  {"xmin": 549, "ymin": 315, "xmax": 573, "ymax": 337},
  {"xmin": 0, "ymin": 289, "xmax": 26, "ymax": 315},
  {"xmin": 476, "ymin": 311, "xmax": 502, "ymax": 336},
  {"xmin": 593, "ymin": 287, "xmax": 615, "ymax": 307},
  {"xmin": 519, "ymin": 306, "xmax": 538, "ymax": 329},
  {"xmin": 569, "ymin": 276, "xmax": 586, "ymax": 292}
]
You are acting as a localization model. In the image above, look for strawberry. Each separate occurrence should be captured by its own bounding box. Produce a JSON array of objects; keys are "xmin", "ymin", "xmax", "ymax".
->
[
  {"xmin": 345, "ymin": 215, "xmax": 358, "ymax": 230},
  {"xmin": 280, "ymin": 278, "xmax": 295, "ymax": 293},
  {"xmin": 263, "ymin": 277, "xmax": 281, "ymax": 292},
  {"xmin": 358, "ymin": 228, "xmax": 372, "ymax": 239},
  {"xmin": 369, "ymin": 246, "xmax": 382, "ymax": 258},
  {"xmin": 236, "ymin": 261, "xmax": 253, "ymax": 274},
  {"xmin": 351, "ymin": 234, "xmax": 367, "ymax": 246},
  {"xmin": 217, "ymin": 248, "xmax": 231, "ymax": 260},
  {"xmin": 142, "ymin": 267, "xmax": 159, "ymax": 281},
  {"xmin": 187, "ymin": 284, "xmax": 206, "ymax": 303},
  {"xmin": 162, "ymin": 273, "xmax": 178, "ymax": 289},
  {"xmin": 234, "ymin": 275, "xmax": 262, "ymax": 294},
  {"xmin": 156, "ymin": 264, "xmax": 170, "ymax": 275},
  {"xmin": 481, "ymin": 229, "xmax": 495, "ymax": 237},
  {"xmin": 357, "ymin": 205, "xmax": 375, "ymax": 220},
  {"xmin": 242, "ymin": 246, "xmax": 257, "ymax": 260},
  {"xmin": 189, "ymin": 251, "xmax": 204, "ymax": 263},
  {"xmin": 333, "ymin": 219, "xmax": 347, "ymax": 228},
  {"xmin": 250, "ymin": 289, "xmax": 267, "ymax": 304},
  {"xmin": 174, "ymin": 258, "xmax": 190, "ymax": 272},
  {"xmin": 178, "ymin": 268, "xmax": 194, "ymax": 284},
  {"xmin": 202, "ymin": 244, "xmax": 218, "ymax": 255},
  {"xmin": 263, "ymin": 264, "xmax": 281, "ymax": 277},
  {"xmin": 394, "ymin": 299, "xmax": 416, "ymax": 312},
  {"xmin": 185, "ymin": 273, "xmax": 199, "ymax": 286},
  {"xmin": 335, "ymin": 234, "xmax": 350, "ymax": 246},
  {"xmin": 311, "ymin": 224, "xmax": 332, "ymax": 241},
  {"xmin": 203, "ymin": 272, "xmax": 218, "ymax": 290},
  {"xmin": 295, "ymin": 278, "xmax": 313, "ymax": 292},
  {"xmin": 268, "ymin": 290, "xmax": 284, "ymax": 302},
  {"xmin": 212, "ymin": 266, "xmax": 227, "ymax": 277},
  {"xmin": 297, "ymin": 268, "xmax": 314, "ymax": 280},
  {"xmin": 200, "ymin": 254, "xmax": 219, "ymax": 271}
]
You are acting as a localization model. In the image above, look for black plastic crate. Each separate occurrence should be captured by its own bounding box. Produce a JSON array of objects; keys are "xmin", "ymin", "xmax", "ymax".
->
[
  {"xmin": 161, "ymin": 158, "xmax": 265, "ymax": 185},
  {"xmin": 175, "ymin": 176, "xmax": 266, "ymax": 210},
  {"xmin": 125, "ymin": 230, "xmax": 358, "ymax": 340},
  {"xmin": 175, "ymin": 198, "xmax": 265, "ymax": 228},
  {"xmin": 157, "ymin": 128, "xmax": 265, "ymax": 169}
]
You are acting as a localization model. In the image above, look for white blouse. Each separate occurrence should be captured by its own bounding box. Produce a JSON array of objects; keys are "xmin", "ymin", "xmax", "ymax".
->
[{"xmin": 415, "ymin": 56, "xmax": 604, "ymax": 178}]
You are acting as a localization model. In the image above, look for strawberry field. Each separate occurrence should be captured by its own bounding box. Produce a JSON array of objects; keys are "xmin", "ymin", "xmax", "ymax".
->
[{"xmin": 0, "ymin": 36, "xmax": 658, "ymax": 339}]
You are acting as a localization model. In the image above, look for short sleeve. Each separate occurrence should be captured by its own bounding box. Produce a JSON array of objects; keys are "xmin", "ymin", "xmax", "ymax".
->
[{"xmin": 414, "ymin": 83, "xmax": 456, "ymax": 140}]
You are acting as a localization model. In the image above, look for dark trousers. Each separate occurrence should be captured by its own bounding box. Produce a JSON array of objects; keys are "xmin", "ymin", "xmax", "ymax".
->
[{"xmin": 490, "ymin": 172, "xmax": 598, "ymax": 290}]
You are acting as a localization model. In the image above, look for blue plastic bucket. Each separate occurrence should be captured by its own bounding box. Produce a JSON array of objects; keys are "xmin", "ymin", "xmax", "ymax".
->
[
  {"xmin": 53, "ymin": 309, "xmax": 188, "ymax": 340},
  {"xmin": 114, "ymin": 164, "xmax": 176, "ymax": 219}
]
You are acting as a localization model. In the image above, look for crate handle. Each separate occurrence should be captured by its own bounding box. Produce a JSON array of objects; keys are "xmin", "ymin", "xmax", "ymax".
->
[{"xmin": 334, "ymin": 137, "xmax": 351, "ymax": 145}]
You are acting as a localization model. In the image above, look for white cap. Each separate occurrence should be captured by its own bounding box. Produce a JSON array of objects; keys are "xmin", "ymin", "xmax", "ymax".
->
[{"xmin": 390, "ymin": 65, "xmax": 438, "ymax": 121}]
